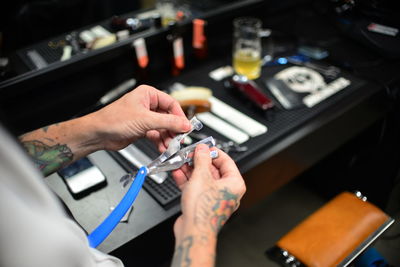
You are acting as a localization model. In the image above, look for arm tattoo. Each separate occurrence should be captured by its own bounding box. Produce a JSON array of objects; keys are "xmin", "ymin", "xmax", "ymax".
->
[
  {"xmin": 195, "ymin": 188, "xmax": 239, "ymax": 233},
  {"xmin": 210, "ymin": 189, "xmax": 238, "ymax": 232},
  {"xmin": 172, "ymin": 236, "xmax": 193, "ymax": 267},
  {"xmin": 42, "ymin": 123, "xmax": 59, "ymax": 133},
  {"xmin": 21, "ymin": 140, "xmax": 73, "ymax": 176}
]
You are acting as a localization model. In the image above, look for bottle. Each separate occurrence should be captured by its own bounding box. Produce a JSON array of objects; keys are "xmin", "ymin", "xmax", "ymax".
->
[
  {"xmin": 133, "ymin": 37, "xmax": 150, "ymax": 82},
  {"xmin": 192, "ymin": 19, "xmax": 208, "ymax": 60},
  {"xmin": 167, "ymin": 21, "xmax": 185, "ymax": 76}
]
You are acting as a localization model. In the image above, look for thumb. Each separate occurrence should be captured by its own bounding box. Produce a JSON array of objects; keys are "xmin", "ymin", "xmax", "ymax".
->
[
  {"xmin": 193, "ymin": 144, "xmax": 212, "ymax": 171},
  {"xmin": 147, "ymin": 112, "xmax": 190, "ymax": 133}
]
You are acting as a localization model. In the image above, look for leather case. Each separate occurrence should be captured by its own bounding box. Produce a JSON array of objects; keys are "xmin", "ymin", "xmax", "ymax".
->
[{"xmin": 267, "ymin": 191, "xmax": 394, "ymax": 267}]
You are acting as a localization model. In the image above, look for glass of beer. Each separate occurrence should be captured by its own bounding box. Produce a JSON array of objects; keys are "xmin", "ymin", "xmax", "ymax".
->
[
  {"xmin": 233, "ymin": 17, "xmax": 262, "ymax": 80},
  {"xmin": 156, "ymin": 0, "xmax": 177, "ymax": 27}
]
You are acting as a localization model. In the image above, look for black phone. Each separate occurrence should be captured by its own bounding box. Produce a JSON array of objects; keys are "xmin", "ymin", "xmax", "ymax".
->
[{"xmin": 58, "ymin": 157, "xmax": 107, "ymax": 199}]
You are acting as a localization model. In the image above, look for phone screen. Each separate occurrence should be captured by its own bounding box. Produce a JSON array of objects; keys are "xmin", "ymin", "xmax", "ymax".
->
[
  {"xmin": 58, "ymin": 157, "xmax": 94, "ymax": 178},
  {"xmin": 58, "ymin": 157, "xmax": 106, "ymax": 198}
]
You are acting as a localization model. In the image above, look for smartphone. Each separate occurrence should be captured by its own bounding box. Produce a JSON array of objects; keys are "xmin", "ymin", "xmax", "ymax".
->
[{"xmin": 58, "ymin": 157, "xmax": 107, "ymax": 199}]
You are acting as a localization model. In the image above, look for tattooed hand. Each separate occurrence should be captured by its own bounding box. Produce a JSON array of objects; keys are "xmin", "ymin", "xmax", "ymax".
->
[
  {"xmin": 19, "ymin": 85, "xmax": 190, "ymax": 176},
  {"xmin": 91, "ymin": 85, "xmax": 190, "ymax": 152},
  {"xmin": 171, "ymin": 144, "xmax": 246, "ymax": 267}
]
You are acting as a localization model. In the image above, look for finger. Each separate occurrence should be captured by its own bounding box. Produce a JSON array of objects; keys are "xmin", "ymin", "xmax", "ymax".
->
[
  {"xmin": 172, "ymin": 169, "xmax": 188, "ymax": 189},
  {"xmin": 210, "ymin": 164, "xmax": 221, "ymax": 180},
  {"xmin": 137, "ymin": 85, "xmax": 189, "ymax": 132},
  {"xmin": 146, "ymin": 130, "xmax": 167, "ymax": 152},
  {"xmin": 180, "ymin": 164, "xmax": 193, "ymax": 178},
  {"xmin": 148, "ymin": 112, "xmax": 190, "ymax": 133},
  {"xmin": 212, "ymin": 149, "xmax": 241, "ymax": 178},
  {"xmin": 151, "ymin": 88, "xmax": 187, "ymax": 117},
  {"xmin": 159, "ymin": 129, "xmax": 172, "ymax": 149},
  {"xmin": 208, "ymin": 147, "xmax": 220, "ymax": 179},
  {"xmin": 192, "ymin": 144, "xmax": 212, "ymax": 177},
  {"xmin": 146, "ymin": 130, "xmax": 161, "ymax": 144}
]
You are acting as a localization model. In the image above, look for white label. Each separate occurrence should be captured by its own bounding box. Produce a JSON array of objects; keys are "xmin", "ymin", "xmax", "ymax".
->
[
  {"xmin": 133, "ymin": 38, "xmax": 148, "ymax": 59},
  {"xmin": 173, "ymin": 37, "xmax": 184, "ymax": 58}
]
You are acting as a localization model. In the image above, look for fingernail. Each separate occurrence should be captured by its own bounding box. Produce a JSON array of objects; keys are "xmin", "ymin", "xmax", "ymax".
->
[
  {"xmin": 184, "ymin": 120, "xmax": 191, "ymax": 130},
  {"xmin": 197, "ymin": 144, "xmax": 208, "ymax": 151}
]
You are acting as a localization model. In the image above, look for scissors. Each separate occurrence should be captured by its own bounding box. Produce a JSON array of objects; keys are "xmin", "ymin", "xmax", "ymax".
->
[{"xmin": 87, "ymin": 117, "xmax": 217, "ymax": 247}]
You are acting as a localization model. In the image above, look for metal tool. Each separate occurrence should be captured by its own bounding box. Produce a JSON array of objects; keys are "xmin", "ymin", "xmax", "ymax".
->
[
  {"xmin": 88, "ymin": 116, "xmax": 218, "ymax": 248},
  {"xmin": 263, "ymin": 53, "xmax": 341, "ymax": 79},
  {"xmin": 118, "ymin": 144, "xmax": 168, "ymax": 185},
  {"xmin": 147, "ymin": 116, "xmax": 203, "ymax": 170},
  {"xmin": 292, "ymin": 60, "xmax": 340, "ymax": 80},
  {"xmin": 120, "ymin": 135, "xmax": 218, "ymax": 187},
  {"xmin": 119, "ymin": 116, "xmax": 205, "ymax": 186},
  {"xmin": 190, "ymin": 132, "xmax": 248, "ymax": 154}
]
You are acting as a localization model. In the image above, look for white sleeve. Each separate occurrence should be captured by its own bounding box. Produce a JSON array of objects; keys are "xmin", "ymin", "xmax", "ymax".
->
[{"xmin": 0, "ymin": 125, "xmax": 124, "ymax": 267}]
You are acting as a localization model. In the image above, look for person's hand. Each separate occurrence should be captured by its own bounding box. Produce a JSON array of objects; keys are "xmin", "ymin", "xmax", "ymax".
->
[
  {"xmin": 172, "ymin": 144, "xmax": 246, "ymax": 243},
  {"xmin": 89, "ymin": 85, "xmax": 190, "ymax": 151}
]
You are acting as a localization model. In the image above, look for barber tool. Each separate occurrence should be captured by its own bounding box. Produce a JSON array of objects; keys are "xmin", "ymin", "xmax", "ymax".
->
[
  {"xmin": 208, "ymin": 96, "xmax": 267, "ymax": 137},
  {"xmin": 118, "ymin": 144, "xmax": 168, "ymax": 185},
  {"xmin": 287, "ymin": 57, "xmax": 340, "ymax": 80},
  {"xmin": 170, "ymin": 86, "xmax": 212, "ymax": 118},
  {"xmin": 197, "ymin": 111, "xmax": 249, "ymax": 144},
  {"xmin": 264, "ymin": 77, "xmax": 304, "ymax": 110},
  {"xmin": 190, "ymin": 132, "xmax": 248, "ymax": 154},
  {"xmin": 263, "ymin": 54, "xmax": 340, "ymax": 80},
  {"xmin": 170, "ymin": 82, "xmax": 267, "ymax": 141},
  {"xmin": 87, "ymin": 117, "xmax": 218, "ymax": 248},
  {"xmin": 225, "ymin": 74, "xmax": 275, "ymax": 111},
  {"xmin": 97, "ymin": 78, "xmax": 137, "ymax": 106}
]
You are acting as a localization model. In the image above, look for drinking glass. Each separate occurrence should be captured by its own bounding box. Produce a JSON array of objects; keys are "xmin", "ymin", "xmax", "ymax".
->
[
  {"xmin": 233, "ymin": 17, "xmax": 262, "ymax": 80},
  {"xmin": 156, "ymin": 0, "xmax": 177, "ymax": 27}
]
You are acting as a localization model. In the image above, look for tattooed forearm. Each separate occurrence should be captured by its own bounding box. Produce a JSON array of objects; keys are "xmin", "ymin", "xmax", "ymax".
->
[
  {"xmin": 21, "ymin": 140, "xmax": 73, "ymax": 176},
  {"xmin": 42, "ymin": 123, "xmax": 59, "ymax": 133},
  {"xmin": 210, "ymin": 189, "xmax": 238, "ymax": 232},
  {"xmin": 171, "ymin": 236, "xmax": 193, "ymax": 267},
  {"xmin": 195, "ymin": 188, "xmax": 239, "ymax": 233}
]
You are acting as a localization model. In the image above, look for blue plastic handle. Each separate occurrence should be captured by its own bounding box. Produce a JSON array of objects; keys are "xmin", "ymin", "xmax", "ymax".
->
[
  {"xmin": 354, "ymin": 248, "xmax": 389, "ymax": 267},
  {"xmin": 87, "ymin": 166, "xmax": 148, "ymax": 248}
]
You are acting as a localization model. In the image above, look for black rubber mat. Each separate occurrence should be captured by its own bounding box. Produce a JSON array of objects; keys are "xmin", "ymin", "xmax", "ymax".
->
[
  {"xmin": 17, "ymin": 40, "xmax": 66, "ymax": 70},
  {"xmin": 108, "ymin": 139, "xmax": 182, "ymax": 209},
  {"xmin": 155, "ymin": 59, "xmax": 368, "ymax": 170}
]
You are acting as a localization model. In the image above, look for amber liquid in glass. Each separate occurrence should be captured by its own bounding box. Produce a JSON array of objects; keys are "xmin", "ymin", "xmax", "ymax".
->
[{"xmin": 233, "ymin": 49, "xmax": 261, "ymax": 80}]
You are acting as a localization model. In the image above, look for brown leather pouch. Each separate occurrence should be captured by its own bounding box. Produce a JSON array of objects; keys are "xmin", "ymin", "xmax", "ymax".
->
[{"xmin": 267, "ymin": 192, "xmax": 394, "ymax": 267}]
